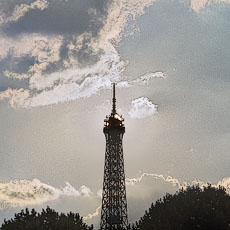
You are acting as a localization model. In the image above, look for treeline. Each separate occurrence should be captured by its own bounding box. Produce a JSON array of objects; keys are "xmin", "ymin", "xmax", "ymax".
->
[
  {"xmin": 2, "ymin": 186, "xmax": 230, "ymax": 230},
  {"xmin": 1, "ymin": 207, "xmax": 93, "ymax": 230},
  {"xmin": 131, "ymin": 185, "xmax": 230, "ymax": 230}
]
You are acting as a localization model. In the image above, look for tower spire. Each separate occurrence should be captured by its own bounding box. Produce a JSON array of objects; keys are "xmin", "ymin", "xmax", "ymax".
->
[{"xmin": 112, "ymin": 83, "xmax": 116, "ymax": 114}]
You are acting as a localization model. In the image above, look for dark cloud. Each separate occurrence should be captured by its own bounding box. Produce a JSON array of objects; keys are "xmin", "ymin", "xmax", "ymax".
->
[
  {"xmin": 46, "ymin": 33, "xmax": 103, "ymax": 74},
  {"xmin": 2, "ymin": 0, "xmax": 108, "ymax": 37},
  {"xmin": 0, "ymin": 0, "xmax": 34, "ymax": 12},
  {"xmin": 0, "ymin": 54, "xmax": 31, "ymax": 90},
  {"xmin": 0, "ymin": 0, "xmax": 110, "ymax": 86},
  {"xmin": 0, "ymin": 53, "xmax": 35, "ymax": 74},
  {"xmin": 0, "ymin": 76, "xmax": 29, "ymax": 91}
]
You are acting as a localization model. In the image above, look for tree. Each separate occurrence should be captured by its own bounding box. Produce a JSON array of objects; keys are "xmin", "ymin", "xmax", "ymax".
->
[
  {"xmin": 132, "ymin": 185, "xmax": 230, "ymax": 230},
  {"xmin": 1, "ymin": 207, "xmax": 93, "ymax": 230}
]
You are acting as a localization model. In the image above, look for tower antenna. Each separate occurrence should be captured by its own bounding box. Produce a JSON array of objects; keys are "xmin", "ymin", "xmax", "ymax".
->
[{"xmin": 112, "ymin": 83, "xmax": 116, "ymax": 114}]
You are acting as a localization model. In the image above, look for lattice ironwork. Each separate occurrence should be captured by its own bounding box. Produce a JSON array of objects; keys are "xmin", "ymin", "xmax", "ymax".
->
[{"xmin": 100, "ymin": 84, "xmax": 128, "ymax": 230}]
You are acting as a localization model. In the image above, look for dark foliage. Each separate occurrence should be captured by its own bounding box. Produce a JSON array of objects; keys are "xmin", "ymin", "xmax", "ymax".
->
[
  {"xmin": 3, "ymin": 186, "xmax": 230, "ymax": 230},
  {"xmin": 132, "ymin": 185, "xmax": 230, "ymax": 230},
  {"xmin": 1, "ymin": 207, "xmax": 93, "ymax": 230}
]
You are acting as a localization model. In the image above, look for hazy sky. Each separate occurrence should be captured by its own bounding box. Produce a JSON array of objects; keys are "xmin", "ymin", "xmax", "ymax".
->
[{"xmin": 0, "ymin": 0, "xmax": 230, "ymax": 227}]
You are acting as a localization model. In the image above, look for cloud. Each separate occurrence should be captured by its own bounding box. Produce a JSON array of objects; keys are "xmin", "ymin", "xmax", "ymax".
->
[
  {"xmin": 99, "ymin": 0, "xmax": 156, "ymax": 44},
  {"xmin": 86, "ymin": 173, "xmax": 230, "ymax": 221},
  {"xmin": 83, "ymin": 205, "xmax": 101, "ymax": 221},
  {"xmin": 190, "ymin": 0, "xmax": 230, "ymax": 12},
  {"xmin": 0, "ymin": 0, "xmax": 156, "ymax": 108},
  {"xmin": 128, "ymin": 97, "xmax": 158, "ymax": 119},
  {"xmin": 0, "ymin": 34, "xmax": 60, "ymax": 60},
  {"xmin": 0, "ymin": 34, "xmax": 63, "ymax": 81},
  {"xmin": 0, "ymin": 179, "xmax": 91, "ymax": 208},
  {"xmin": 3, "ymin": 70, "xmax": 29, "ymax": 80},
  {"xmin": 126, "ymin": 173, "xmax": 186, "ymax": 189},
  {"xmin": 78, "ymin": 185, "xmax": 93, "ymax": 198},
  {"xmin": 1, "ymin": 0, "xmax": 230, "ymax": 107},
  {"xmin": 2, "ymin": 0, "xmax": 106, "ymax": 36},
  {"xmin": 133, "ymin": 71, "xmax": 166, "ymax": 85},
  {"xmin": 96, "ymin": 189, "xmax": 103, "ymax": 198},
  {"xmin": 190, "ymin": 0, "xmax": 208, "ymax": 12},
  {"xmin": 84, "ymin": 174, "xmax": 183, "ymax": 221},
  {"xmin": 0, "ymin": 88, "xmax": 30, "ymax": 107},
  {"xmin": 0, "ymin": 0, "xmax": 49, "ymax": 25},
  {"xmin": 2, "ymin": 173, "xmax": 230, "ymax": 223},
  {"xmin": 126, "ymin": 172, "xmax": 230, "ymax": 194},
  {"xmin": 125, "ymin": 172, "xmax": 230, "ymax": 223},
  {"xmin": 0, "ymin": 70, "xmax": 162, "ymax": 107}
]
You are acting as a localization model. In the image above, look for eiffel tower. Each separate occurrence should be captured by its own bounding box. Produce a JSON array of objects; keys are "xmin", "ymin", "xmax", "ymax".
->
[{"xmin": 100, "ymin": 83, "xmax": 128, "ymax": 230}]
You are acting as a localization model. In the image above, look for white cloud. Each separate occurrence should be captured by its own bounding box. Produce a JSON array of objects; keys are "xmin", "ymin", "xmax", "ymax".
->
[
  {"xmin": 0, "ymin": 34, "xmax": 63, "ymax": 84},
  {"xmin": 3, "ymin": 70, "xmax": 29, "ymax": 80},
  {"xmin": 126, "ymin": 172, "xmax": 230, "ymax": 195},
  {"xmin": 78, "ymin": 185, "xmax": 93, "ymax": 198},
  {"xmin": 190, "ymin": 0, "xmax": 208, "ymax": 12},
  {"xmin": 0, "ymin": 34, "xmax": 60, "ymax": 60},
  {"xmin": 2, "ymin": 173, "xmax": 230, "ymax": 222},
  {"xmin": 96, "ymin": 189, "xmax": 103, "ymax": 198},
  {"xmin": 0, "ymin": 0, "xmax": 157, "ymax": 108},
  {"xmin": 99, "ymin": 0, "xmax": 156, "ymax": 44},
  {"xmin": 126, "ymin": 173, "xmax": 187, "ymax": 189},
  {"xmin": 0, "ymin": 0, "xmax": 49, "ymax": 25},
  {"xmin": 0, "ymin": 88, "xmax": 30, "ymax": 107},
  {"xmin": 190, "ymin": 0, "xmax": 230, "ymax": 12},
  {"xmin": 0, "ymin": 179, "xmax": 91, "ymax": 208},
  {"xmin": 83, "ymin": 205, "xmax": 101, "ymax": 221},
  {"xmin": 24, "ymin": 75, "xmax": 120, "ymax": 107},
  {"xmin": 128, "ymin": 97, "xmax": 158, "ymax": 119},
  {"xmin": 133, "ymin": 71, "xmax": 166, "ymax": 85},
  {"xmin": 1, "ymin": 0, "xmax": 230, "ymax": 107},
  {"xmin": 86, "ymin": 173, "xmax": 230, "ymax": 221}
]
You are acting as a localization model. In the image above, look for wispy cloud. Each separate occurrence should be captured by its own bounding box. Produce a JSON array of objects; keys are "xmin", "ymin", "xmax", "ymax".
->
[
  {"xmin": 3, "ymin": 70, "xmax": 29, "ymax": 80},
  {"xmin": 126, "ymin": 172, "xmax": 230, "ymax": 194},
  {"xmin": 126, "ymin": 173, "xmax": 187, "ymax": 189},
  {"xmin": 133, "ymin": 71, "xmax": 166, "ymax": 85},
  {"xmin": 83, "ymin": 205, "xmax": 101, "ymax": 221},
  {"xmin": 0, "ymin": 0, "xmax": 49, "ymax": 25}
]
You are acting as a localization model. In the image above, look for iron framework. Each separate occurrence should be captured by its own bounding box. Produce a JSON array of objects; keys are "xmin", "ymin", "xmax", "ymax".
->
[{"xmin": 100, "ymin": 84, "xmax": 128, "ymax": 230}]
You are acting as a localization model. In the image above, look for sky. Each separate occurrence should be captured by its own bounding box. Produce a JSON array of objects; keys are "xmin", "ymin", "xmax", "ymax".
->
[{"xmin": 0, "ymin": 0, "xmax": 230, "ymax": 227}]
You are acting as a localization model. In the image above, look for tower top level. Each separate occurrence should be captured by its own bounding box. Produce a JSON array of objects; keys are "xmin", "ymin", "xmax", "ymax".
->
[{"xmin": 104, "ymin": 83, "xmax": 125, "ymax": 133}]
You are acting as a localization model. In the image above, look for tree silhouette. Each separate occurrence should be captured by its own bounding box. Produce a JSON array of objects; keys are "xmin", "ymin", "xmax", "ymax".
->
[
  {"xmin": 1, "ymin": 207, "xmax": 93, "ymax": 230},
  {"xmin": 3, "ymin": 186, "xmax": 230, "ymax": 230},
  {"xmin": 131, "ymin": 185, "xmax": 230, "ymax": 230}
]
